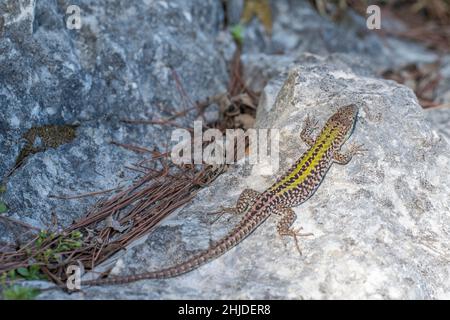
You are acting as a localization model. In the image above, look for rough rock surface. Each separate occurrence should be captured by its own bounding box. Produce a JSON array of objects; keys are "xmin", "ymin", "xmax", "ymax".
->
[
  {"xmin": 1, "ymin": 0, "xmax": 450, "ymax": 300},
  {"xmin": 240, "ymin": 0, "xmax": 437, "ymax": 68},
  {"xmin": 425, "ymin": 108, "xmax": 450, "ymax": 143},
  {"xmin": 238, "ymin": 0, "xmax": 450, "ymax": 148},
  {"xmin": 39, "ymin": 56, "xmax": 450, "ymax": 299},
  {"xmin": 435, "ymin": 56, "xmax": 450, "ymax": 104},
  {"xmin": 0, "ymin": 0, "xmax": 228, "ymax": 240},
  {"xmin": 425, "ymin": 56, "xmax": 450, "ymax": 143}
]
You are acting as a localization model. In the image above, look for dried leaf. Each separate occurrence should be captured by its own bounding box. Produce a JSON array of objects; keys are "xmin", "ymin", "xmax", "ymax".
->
[
  {"xmin": 218, "ymin": 94, "xmax": 232, "ymax": 114},
  {"xmin": 234, "ymin": 114, "xmax": 255, "ymax": 129},
  {"xmin": 105, "ymin": 216, "xmax": 128, "ymax": 233},
  {"xmin": 241, "ymin": 0, "xmax": 272, "ymax": 35},
  {"xmin": 231, "ymin": 93, "xmax": 257, "ymax": 109}
]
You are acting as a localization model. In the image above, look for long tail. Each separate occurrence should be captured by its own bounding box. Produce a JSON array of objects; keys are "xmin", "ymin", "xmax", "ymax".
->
[{"xmin": 80, "ymin": 211, "xmax": 268, "ymax": 286}]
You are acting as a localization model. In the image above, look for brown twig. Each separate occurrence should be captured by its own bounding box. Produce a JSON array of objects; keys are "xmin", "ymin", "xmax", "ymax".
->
[
  {"xmin": 0, "ymin": 215, "xmax": 41, "ymax": 231},
  {"xmin": 48, "ymin": 188, "xmax": 120, "ymax": 200},
  {"xmin": 110, "ymin": 141, "xmax": 153, "ymax": 154}
]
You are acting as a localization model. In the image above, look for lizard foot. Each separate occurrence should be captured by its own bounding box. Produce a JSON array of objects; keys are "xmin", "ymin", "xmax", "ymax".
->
[
  {"xmin": 209, "ymin": 206, "xmax": 237, "ymax": 224},
  {"xmin": 279, "ymin": 227, "xmax": 314, "ymax": 256},
  {"xmin": 347, "ymin": 143, "xmax": 367, "ymax": 156},
  {"xmin": 304, "ymin": 114, "xmax": 319, "ymax": 131}
]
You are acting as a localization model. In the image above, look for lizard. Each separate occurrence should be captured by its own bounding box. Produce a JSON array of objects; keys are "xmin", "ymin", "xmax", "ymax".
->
[{"xmin": 78, "ymin": 104, "xmax": 365, "ymax": 287}]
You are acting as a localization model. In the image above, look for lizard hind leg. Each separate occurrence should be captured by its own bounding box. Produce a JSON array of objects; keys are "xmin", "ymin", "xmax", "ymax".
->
[
  {"xmin": 274, "ymin": 207, "xmax": 313, "ymax": 255},
  {"xmin": 210, "ymin": 188, "xmax": 260, "ymax": 223}
]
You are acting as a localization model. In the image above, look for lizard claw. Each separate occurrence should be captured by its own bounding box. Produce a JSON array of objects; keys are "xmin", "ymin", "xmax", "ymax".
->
[
  {"xmin": 348, "ymin": 143, "xmax": 367, "ymax": 156},
  {"xmin": 280, "ymin": 227, "xmax": 314, "ymax": 256},
  {"xmin": 304, "ymin": 114, "xmax": 319, "ymax": 131},
  {"xmin": 209, "ymin": 206, "xmax": 236, "ymax": 215},
  {"xmin": 209, "ymin": 206, "xmax": 236, "ymax": 224}
]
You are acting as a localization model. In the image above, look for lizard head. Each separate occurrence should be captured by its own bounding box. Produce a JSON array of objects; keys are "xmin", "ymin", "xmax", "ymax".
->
[{"xmin": 328, "ymin": 104, "xmax": 359, "ymax": 142}]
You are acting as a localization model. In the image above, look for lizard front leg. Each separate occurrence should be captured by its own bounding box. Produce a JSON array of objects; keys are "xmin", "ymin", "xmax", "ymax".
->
[
  {"xmin": 333, "ymin": 143, "xmax": 366, "ymax": 165},
  {"xmin": 273, "ymin": 207, "xmax": 313, "ymax": 255},
  {"xmin": 300, "ymin": 114, "xmax": 319, "ymax": 147}
]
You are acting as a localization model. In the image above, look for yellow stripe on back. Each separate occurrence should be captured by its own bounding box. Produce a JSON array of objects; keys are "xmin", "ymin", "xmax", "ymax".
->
[{"xmin": 270, "ymin": 125, "xmax": 339, "ymax": 195}]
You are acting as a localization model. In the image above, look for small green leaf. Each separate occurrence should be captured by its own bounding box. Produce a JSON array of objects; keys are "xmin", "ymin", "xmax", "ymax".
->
[
  {"xmin": 8, "ymin": 269, "xmax": 16, "ymax": 280},
  {"xmin": 0, "ymin": 184, "xmax": 6, "ymax": 193},
  {"xmin": 59, "ymin": 245, "xmax": 69, "ymax": 251},
  {"xmin": 16, "ymin": 267, "xmax": 29, "ymax": 277},
  {"xmin": 230, "ymin": 24, "xmax": 244, "ymax": 46},
  {"xmin": 29, "ymin": 265, "xmax": 40, "ymax": 273},
  {"xmin": 0, "ymin": 201, "xmax": 8, "ymax": 213},
  {"xmin": 70, "ymin": 230, "xmax": 83, "ymax": 239},
  {"xmin": 3, "ymin": 286, "xmax": 40, "ymax": 300},
  {"xmin": 24, "ymin": 265, "xmax": 45, "ymax": 280},
  {"xmin": 38, "ymin": 230, "xmax": 48, "ymax": 239},
  {"xmin": 73, "ymin": 241, "xmax": 82, "ymax": 248}
]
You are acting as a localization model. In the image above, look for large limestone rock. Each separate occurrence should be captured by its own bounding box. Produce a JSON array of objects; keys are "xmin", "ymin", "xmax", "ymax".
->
[{"xmin": 39, "ymin": 55, "xmax": 450, "ymax": 299}]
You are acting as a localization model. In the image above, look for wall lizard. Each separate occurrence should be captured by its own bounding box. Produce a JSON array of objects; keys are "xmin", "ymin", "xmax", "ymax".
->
[{"xmin": 79, "ymin": 104, "xmax": 364, "ymax": 287}]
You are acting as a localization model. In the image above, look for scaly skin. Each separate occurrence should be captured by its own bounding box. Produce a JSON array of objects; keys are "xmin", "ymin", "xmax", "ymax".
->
[{"xmin": 80, "ymin": 104, "xmax": 364, "ymax": 287}]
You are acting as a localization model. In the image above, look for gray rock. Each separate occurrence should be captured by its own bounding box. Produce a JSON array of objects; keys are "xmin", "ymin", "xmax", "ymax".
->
[
  {"xmin": 238, "ymin": 0, "xmax": 437, "ymax": 70},
  {"xmin": 4, "ymin": 121, "xmax": 152, "ymax": 230},
  {"xmin": 436, "ymin": 56, "xmax": 450, "ymax": 104},
  {"xmin": 423, "ymin": 56, "xmax": 450, "ymax": 144},
  {"xmin": 0, "ymin": 0, "xmax": 229, "ymax": 239},
  {"xmin": 242, "ymin": 52, "xmax": 378, "ymax": 94},
  {"xmin": 425, "ymin": 108, "xmax": 450, "ymax": 144},
  {"xmin": 39, "ymin": 56, "xmax": 450, "ymax": 299},
  {"xmin": 238, "ymin": 0, "xmax": 439, "ymax": 99}
]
